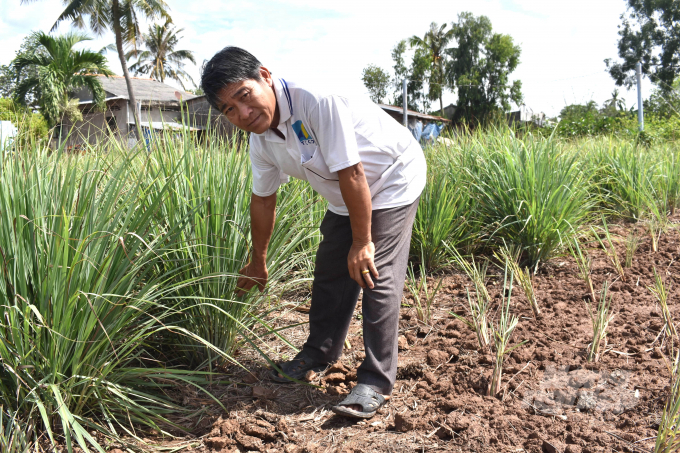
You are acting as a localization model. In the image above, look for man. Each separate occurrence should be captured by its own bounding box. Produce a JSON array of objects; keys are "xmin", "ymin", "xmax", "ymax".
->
[{"xmin": 201, "ymin": 47, "xmax": 426, "ymax": 419}]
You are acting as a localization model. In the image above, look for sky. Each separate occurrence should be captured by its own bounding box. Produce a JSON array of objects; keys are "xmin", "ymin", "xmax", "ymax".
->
[{"xmin": 0, "ymin": 0, "xmax": 654, "ymax": 118}]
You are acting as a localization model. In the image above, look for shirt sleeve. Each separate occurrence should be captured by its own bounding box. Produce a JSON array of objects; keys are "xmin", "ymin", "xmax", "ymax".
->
[
  {"xmin": 307, "ymin": 95, "xmax": 361, "ymax": 173},
  {"xmin": 250, "ymin": 139, "xmax": 286, "ymax": 197}
]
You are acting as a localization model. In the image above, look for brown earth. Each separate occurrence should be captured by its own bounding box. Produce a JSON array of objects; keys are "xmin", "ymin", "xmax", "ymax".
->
[{"xmin": 130, "ymin": 221, "xmax": 680, "ymax": 452}]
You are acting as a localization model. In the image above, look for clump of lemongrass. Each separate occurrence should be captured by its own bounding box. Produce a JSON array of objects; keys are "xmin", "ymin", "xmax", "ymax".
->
[
  {"xmin": 488, "ymin": 262, "xmax": 525, "ymax": 396},
  {"xmin": 624, "ymin": 232, "xmax": 642, "ymax": 268},
  {"xmin": 654, "ymin": 350, "xmax": 680, "ymax": 453},
  {"xmin": 569, "ymin": 236, "xmax": 597, "ymax": 304},
  {"xmin": 585, "ymin": 282, "xmax": 615, "ymax": 362},
  {"xmin": 447, "ymin": 248, "xmax": 491, "ymax": 349},
  {"xmin": 648, "ymin": 267, "xmax": 677, "ymax": 338},
  {"xmin": 405, "ymin": 262, "xmax": 444, "ymax": 326},
  {"xmin": 592, "ymin": 216, "xmax": 625, "ymax": 282},
  {"xmin": 495, "ymin": 244, "xmax": 540, "ymax": 318},
  {"xmin": 649, "ymin": 217, "xmax": 663, "ymax": 253}
]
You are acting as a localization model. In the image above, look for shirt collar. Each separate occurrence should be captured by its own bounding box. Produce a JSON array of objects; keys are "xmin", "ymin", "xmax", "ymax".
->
[{"xmin": 272, "ymin": 76, "xmax": 293, "ymax": 125}]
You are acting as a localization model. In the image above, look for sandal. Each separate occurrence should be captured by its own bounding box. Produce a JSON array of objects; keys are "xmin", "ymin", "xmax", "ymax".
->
[
  {"xmin": 331, "ymin": 384, "xmax": 388, "ymax": 419},
  {"xmin": 269, "ymin": 350, "xmax": 327, "ymax": 383}
]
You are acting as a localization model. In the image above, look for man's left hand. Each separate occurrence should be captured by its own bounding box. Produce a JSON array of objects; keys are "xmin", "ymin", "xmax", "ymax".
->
[{"xmin": 348, "ymin": 241, "xmax": 379, "ymax": 289}]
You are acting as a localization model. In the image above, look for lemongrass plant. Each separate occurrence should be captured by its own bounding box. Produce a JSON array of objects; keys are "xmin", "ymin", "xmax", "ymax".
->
[
  {"xmin": 624, "ymin": 232, "xmax": 642, "ymax": 268},
  {"xmin": 462, "ymin": 129, "xmax": 595, "ymax": 269},
  {"xmin": 495, "ymin": 245, "xmax": 540, "ymax": 318},
  {"xmin": 410, "ymin": 145, "xmax": 477, "ymax": 272},
  {"xmin": 488, "ymin": 263, "xmax": 526, "ymax": 396},
  {"xmin": 655, "ymin": 350, "xmax": 680, "ymax": 453},
  {"xmin": 592, "ymin": 216, "xmax": 625, "ymax": 282},
  {"xmin": 648, "ymin": 268, "xmax": 677, "ymax": 338},
  {"xmin": 585, "ymin": 282, "xmax": 615, "ymax": 362},
  {"xmin": 568, "ymin": 236, "xmax": 597, "ymax": 304},
  {"xmin": 405, "ymin": 261, "xmax": 444, "ymax": 326},
  {"xmin": 447, "ymin": 246, "xmax": 491, "ymax": 349}
]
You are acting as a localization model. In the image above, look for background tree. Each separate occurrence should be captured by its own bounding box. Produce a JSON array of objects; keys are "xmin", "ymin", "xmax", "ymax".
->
[
  {"xmin": 12, "ymin": 31, "xmax": 112, "ymax": 128},
  {"xmin": 603, "ymin": 89, "xmax": 626, "ymax": 115},
  {"xmin": 605, "ymin": 0, "xmax": 680, "ymax": 91},
  {"xmin": 126, "ymin": 19, "xmax": 195, "ymax": 89},
  {"xmin": 31, "ymin": 0, "xmax": 170, "ymax": 128},
  {"xmin": 409, "ymin": 22, "xmax": 454, "ymax": 117},
  {"xmin": 361, "ymin": 64, "xmax": 390, "ymax": 104},
  {"xmin": 446, "ymin": 12, "xmax": 523, "ymax": 123},
  {"xmin": 390, "ymin": 39, "xmax": 431, "ymax": 112},
  {"xmin": 0, "ymin": 34, "xmax": 46, "ymax": 106}
]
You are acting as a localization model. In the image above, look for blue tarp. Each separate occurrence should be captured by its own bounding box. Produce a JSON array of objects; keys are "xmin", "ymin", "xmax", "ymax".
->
[
  {"xmin": 421, "ymin": 123, "xmax": 444, "ymax": 143},
  {"xmin": 409, "ymin": 121, "xmax": 423, "ymax": 141}
]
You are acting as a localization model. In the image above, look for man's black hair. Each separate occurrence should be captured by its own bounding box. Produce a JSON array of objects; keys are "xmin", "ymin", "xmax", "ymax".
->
[{"xmin": 200, "ymin": 46, "xmax": 263, "ymax": 111}]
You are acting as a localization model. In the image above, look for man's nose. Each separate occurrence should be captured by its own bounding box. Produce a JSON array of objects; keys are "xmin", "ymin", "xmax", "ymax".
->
[{"xmin": 238, "ymin": 103, "xmax": 252, "ymax": 121}]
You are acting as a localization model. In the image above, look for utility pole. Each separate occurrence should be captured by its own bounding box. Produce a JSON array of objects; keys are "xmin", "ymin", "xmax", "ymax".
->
[
  {"xmin": 636, "ymin": 62, "xmax": 644, "ymax": 132},
  {"xmin": 402, "ymin": 79, "xmax": 408, "ymax": 126}
]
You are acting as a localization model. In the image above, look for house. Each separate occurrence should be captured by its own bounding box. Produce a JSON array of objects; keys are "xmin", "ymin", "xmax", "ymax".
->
[
  {"xmin": 508, "ymin": 105, "xmax": 546, "ymax": 127},
  {"xmin": 60, "ymin": 75, "xmax": 198, "ymax": 148},
  {"xmin": 182, "ymin": 95, "xmax": 238, "ymax": 141}
]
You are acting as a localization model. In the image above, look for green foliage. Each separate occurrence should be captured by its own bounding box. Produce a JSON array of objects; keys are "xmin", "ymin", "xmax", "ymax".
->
[
  {"xmin": 447, "ymin": 12, "xmax": 523, "ymax": 124},
  {"xmin": 126, "ymin": 18, "xmax": 196, "ymax": 90},
  {"xmin": 390, "ymin": 39, "xmax": 431, "ymax": 112},
  {"xmin": 361, "ymin": 64, "xmax": 390, "ymax": 104},
  {"xmin": 409, "ymin": 22, "xmax": 454, "ymax": 116},
  {"xmin": 606, "ymin": 0, "xmax": 680, "ymax": 90},
  {"xmin": 12, "ymin": 31, "xmax": 112, "ymax": 127},
  {"xmin": 410, "ymin": 145, "xmax": 477, "ymax": 271},
  {"xmin": 0, "ymin": 132, "xmax": 322, "ymax": 452},
  {"xmin": 463, "ymin": 131, "xmax": 595, "ymax": 268},
  {"xmin": 0, "ymin": 33, "xmax": 45, "ymax": 105},
  {"xmin": 0, "ymin": 98, "xmax": 49, "ymax": 141}
]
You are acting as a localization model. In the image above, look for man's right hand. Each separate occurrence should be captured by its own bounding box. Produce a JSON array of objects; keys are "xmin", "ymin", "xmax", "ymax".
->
[{"xmin": 236, "ymin": 261, "xmax": 268, "ymax": 296}]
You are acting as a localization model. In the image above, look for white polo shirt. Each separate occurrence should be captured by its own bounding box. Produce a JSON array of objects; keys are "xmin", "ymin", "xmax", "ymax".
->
[{"xmin": 249, "ymin": 77, "xmax": 426, "ymax": 216}]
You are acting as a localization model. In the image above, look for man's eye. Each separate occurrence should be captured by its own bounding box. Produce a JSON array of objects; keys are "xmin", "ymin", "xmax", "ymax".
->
[{"xmin": 242, "ymin": 91, "xmax": 249, "ymax": 99}]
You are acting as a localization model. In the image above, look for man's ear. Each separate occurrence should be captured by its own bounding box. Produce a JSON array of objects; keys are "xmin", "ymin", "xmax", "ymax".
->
[{"xmin": 260, "ymin": 66, "xmax": 273, "ymax": 87}]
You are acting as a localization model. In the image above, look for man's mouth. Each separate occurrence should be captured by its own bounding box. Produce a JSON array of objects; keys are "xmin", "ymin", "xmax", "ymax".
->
[{"xmin": 248, "ymin": 114, "xmax": 261, "ymax": 128}]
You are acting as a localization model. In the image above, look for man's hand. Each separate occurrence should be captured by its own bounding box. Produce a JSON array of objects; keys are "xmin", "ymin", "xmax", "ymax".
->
[
  {"xmin": 348, "ymin": 241, "xmax": 379, "ymax": 289},
  {"xmin": 236, "ymin": 261, "xmax": 268, "ymax": 296}
]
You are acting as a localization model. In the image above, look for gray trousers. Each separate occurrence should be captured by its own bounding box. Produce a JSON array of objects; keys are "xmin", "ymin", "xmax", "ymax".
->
[{"xmin": 302, "ymin": 198, "xmax": 419, "ymax": 395}]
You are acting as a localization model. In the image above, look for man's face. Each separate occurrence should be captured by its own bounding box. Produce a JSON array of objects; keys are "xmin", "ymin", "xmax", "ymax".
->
[{"xmin": 217, "ymin": 67, "xmax": 278, "ymax": 134}]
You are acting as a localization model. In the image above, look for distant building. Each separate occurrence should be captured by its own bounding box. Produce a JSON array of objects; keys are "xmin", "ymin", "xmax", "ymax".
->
[
  {"xmin": 182, "ymin": 95, "xmax": 238, "ymax": 140},
  {"xmin": 508, "ymin": 105, "xmax": 546, "ymax": 127},
  {"xmin": 60, "ymin": 75, "xmax": 198, "ymax": 148}
]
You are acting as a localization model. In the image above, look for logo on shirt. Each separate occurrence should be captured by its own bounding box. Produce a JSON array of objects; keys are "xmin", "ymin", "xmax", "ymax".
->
[{"xmin": 292, "ymin": 120, "xmax": 316, "ymax": 146}]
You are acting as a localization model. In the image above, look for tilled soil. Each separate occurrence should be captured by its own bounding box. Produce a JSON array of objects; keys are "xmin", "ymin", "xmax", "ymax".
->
[{"xmin": 142, "ymin": 221, "xmax": 680, "ymax": 453}]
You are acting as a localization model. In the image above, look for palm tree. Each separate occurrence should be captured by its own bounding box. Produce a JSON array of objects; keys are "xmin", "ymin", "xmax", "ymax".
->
[
  {"xmin": 22, "ymin": 0, "xmax": 170, "ymax": 128},
  {"xmin": 127, "ymin": 19, "xmax": 196, "ymax": 90},
  {"xmin": 13, "ymin": 31, "xmax": 112, "ymax": 127},
  {"xmin": 409, "ymin": 22, "xmax": 455, "ymax": 117},
  {"xmin": 606, "ymin": 89, "xmax": 626, "ymax": 112}
]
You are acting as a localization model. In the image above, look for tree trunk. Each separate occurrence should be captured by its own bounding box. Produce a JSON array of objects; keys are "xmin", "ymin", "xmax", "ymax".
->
[{"xmin": 112, "ymin": 0, "xmax": 140, "ymax": 133}]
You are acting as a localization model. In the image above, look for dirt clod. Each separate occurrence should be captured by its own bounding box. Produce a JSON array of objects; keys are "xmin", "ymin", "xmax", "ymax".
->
[
  {"xmin": 426, "ymin": 349, "xmax": 448, "ymax": 366},
  {"xmin": 251, "ymin": 386, "xmax": 276, "ymax": 400}
]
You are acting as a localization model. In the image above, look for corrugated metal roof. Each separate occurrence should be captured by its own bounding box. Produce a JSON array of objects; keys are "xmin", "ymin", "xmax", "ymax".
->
[
  {"xmin": 74, "ymin": 75, "xmax": 197, "ymax": 104},
  {"xmin": 378, "ymin": 104, "xmax": 451, "ymax": 123}
]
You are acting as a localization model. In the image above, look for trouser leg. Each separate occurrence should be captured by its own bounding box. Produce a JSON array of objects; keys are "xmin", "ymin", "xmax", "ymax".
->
[
  {"xmin": 302, "ymin": 198, "xmax": 419, "ymax": 395},
  {"xmin": 358, "ymin": 199, "xmax": 419, "ymax": 395},
  {"xmin": 302, "ymin": 210, "xmax": 361, "ymax": 364}
]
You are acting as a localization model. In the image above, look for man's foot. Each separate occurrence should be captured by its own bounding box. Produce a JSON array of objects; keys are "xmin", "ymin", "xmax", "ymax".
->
[
  {"xmin": 269, "ymin": 350, "xmax": 327, "ymax": 383},
  {"xmin": 331, "ymin": 384, "xmax": 390, "ymax": 419}
]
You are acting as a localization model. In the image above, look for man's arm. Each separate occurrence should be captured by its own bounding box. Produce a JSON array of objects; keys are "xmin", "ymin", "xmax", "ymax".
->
[
  {"xmin": 337, "ymin": 162, "xmax": 378, "ymax": 289},
  {"xmin": 236, "ymin": 192, "xmax": 277, "ymax": 295}
]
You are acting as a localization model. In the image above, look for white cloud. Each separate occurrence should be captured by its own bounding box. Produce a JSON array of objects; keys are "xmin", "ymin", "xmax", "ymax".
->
[{"xmin": 0, "ymin": 0, "xmax": 653, "ymax": 116}]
